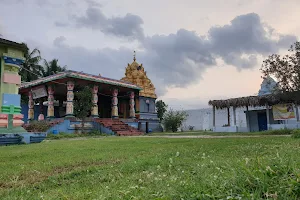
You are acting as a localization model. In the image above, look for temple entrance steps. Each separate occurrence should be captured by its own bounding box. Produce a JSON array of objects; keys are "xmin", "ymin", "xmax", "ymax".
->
[{"xmin": 94, "ymin": 118, "xmax": 143, "ymax": 136}]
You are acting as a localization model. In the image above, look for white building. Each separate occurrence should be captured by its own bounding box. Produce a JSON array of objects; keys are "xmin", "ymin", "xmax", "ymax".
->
[{"xmin": 183, "ymin": 77, "xmax": 300, "ymax": 132}]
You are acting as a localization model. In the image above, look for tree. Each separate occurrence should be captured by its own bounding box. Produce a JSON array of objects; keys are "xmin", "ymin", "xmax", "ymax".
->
[
  {"xmin": 156, "ymin": 100, "xmax": 168, "ymax": 122},
  {"xmin": 43, "ymin": 59, "xmax": 67, "ymax": 77},
  {"xmin": 73, "ymin": 86, "xmax": 93, "ymax": 133},
  {"xmin": 260, "ymin": 41, "xmax": 300, "ymax": 93},
  {"xmin": 19, "ymin": 43, "xmax": 44, "ymax": 82},
  {"xmin": 162, "ymin": 109, "xmax": 188, "ymax": 132}
]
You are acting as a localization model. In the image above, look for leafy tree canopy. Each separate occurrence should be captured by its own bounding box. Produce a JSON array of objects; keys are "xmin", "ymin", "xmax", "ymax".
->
[
  {"xmin": 74, "ymin": 85, "xmax": 93, "ymax": 120},
  {"xmin": 156, "ymin": 100, "xmax": 168, "ymax": 122},
  {"xmin": 19, "ymin": 43, "xmax": 43, "ymax": 82},
  {"xmin": 43, "ymin": 59, "xmax": 67, "ymax": 77},
  {"xmin": 261, "ymin": 41, "xmax": 300, "ymax": 93}
]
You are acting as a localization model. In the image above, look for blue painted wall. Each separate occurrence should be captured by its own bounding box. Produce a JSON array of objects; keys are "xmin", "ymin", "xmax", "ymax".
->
[
  {"xmin": 3, "ymin": 94, "xmax": 21, "ymax": 106},
  {"xmin": 21, "ymin": 104, "xmax": 61, "ymax": 123},
  {"xmin": 47, "ymin": 119, "xmax": 115, "ymax": 135},
  {"xmin": 139, "ymin": 97, "xmax": 156, "ymax": 113}
]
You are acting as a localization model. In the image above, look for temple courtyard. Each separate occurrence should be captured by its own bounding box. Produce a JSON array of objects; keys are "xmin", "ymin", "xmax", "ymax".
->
[{"xmin": 1, "ymin": 135, "xmax": 299, "ymax": 199}]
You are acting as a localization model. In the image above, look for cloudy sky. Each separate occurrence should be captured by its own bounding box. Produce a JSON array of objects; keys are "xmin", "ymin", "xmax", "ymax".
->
[{"xmin": 0, "ymin": 0, "xmax": 299, "ymax": 109}]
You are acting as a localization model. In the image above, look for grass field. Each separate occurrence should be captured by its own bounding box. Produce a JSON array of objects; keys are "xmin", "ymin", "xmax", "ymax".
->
[{"xmin": 1, "ymin": 136, "xmax": 300, "ymax": 199}]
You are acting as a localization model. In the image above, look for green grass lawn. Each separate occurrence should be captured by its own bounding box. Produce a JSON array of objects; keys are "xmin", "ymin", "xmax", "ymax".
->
[
  {"xmin": 148, "ymin": 131, "xmax": 263, "ymax": 136},
  {"xmin": 149, "ymin": 129, "xmax": 293, "ymax": 136},
  {"xmin": 1, "ymin": 137, "xmax": 300, "ymax": 199}
]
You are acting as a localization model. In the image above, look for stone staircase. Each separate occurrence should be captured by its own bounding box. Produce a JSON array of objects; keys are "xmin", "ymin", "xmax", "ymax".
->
[{"xmin": 94, "ymin": 118, "xmax": 143, "ymax": 136}]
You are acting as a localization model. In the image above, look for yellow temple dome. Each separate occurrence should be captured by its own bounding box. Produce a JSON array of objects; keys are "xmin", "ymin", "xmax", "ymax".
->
[{"xmin": 121, "ymin": 51, "xmax": 157, "ymax": 98}]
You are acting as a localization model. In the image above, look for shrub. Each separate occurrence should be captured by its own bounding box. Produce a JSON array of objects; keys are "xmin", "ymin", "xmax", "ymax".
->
[
  {"xmin": 263, "ymin": 129, "xmax": 293, "ymax": 135},
  {"xmin": 188, "ymin": 125, "xmax": 194, "ymax": 131},
  {"xmin": 47, "ymin": 131, "xmax": 110, "ymax": 140},
  {"xmin": 291, "ymin": 129, "xmax": 300, "ymax": 138},
  {"xmin": 162, "ymin": 109, "xmax": 188, "ymax": 132},
  {"xmin": 23, "ymin": 121, "xmax": 52, "ymax": 132}
]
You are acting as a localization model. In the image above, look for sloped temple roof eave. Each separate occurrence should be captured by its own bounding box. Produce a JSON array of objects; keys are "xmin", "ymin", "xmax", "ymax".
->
[{"xmin": 19, "ymin": 71, "xmax": 142, "ymax": 92}]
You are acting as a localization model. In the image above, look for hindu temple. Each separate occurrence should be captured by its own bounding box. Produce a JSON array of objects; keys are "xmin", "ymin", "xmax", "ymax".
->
[{"xmin": 18, "ymin": 49, "xmax": 161, "ymax": 135}]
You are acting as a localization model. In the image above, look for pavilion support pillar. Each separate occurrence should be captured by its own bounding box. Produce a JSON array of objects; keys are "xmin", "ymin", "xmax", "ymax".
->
[
  {"xmin": 28, "ymin": 91, "xmax": 34, "ymax": 121},
  {"xmin": 91, "ymin": 85, "xmax": 99, "ymax": 118},
  {"xmin": 38, "ymin": 99, "xmax": 44, "ymax": 121},
  {"xmin": 233, "ymin": 107, "xmax": 237, "ymax": 126},
  {"xmin": 227, "ymin": 107, "xmax": 230, "ymax": 126},
  {"xmin": 129, "ymin": 91, "xmax": 135, "ymax": 118},
  {"xmin": 111, "ymin": 88, "xmax": 119, "ymax": 118},
  {"xmin": 135, "ymin": 97, "xmax": 140, "ymax": 118},
  {"xmin": 246, "ymin": 106, "xmax": 250, "ymax": 132},
  {"xmin": 47, "ymin": 85, "xmax": 55, "ymax": 118},
  {"xmin": 212, "ymin": 106, "xmax": 216, "ymax": 129},
  {"xmin": 233, "ymin": 106, "xmax": 237, "ymax": 132},
  {"xmin": 66, "ymin": 81, "xmax": 75, "ymax": 118},
  {"xmin": 295, "ymin": 104, "xmax": 300, "ymax": 122},
  {"xmin": 266, "ymin": 103, "xmax": 270, "ymax": 130}
]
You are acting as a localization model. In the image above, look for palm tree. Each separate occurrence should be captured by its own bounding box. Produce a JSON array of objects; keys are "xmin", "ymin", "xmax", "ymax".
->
[
  {"xmin": 43, "ymin": 59, "xmax": 67, "ymax": 77},
  {"xmin": 19, "ymin": 43, "xmax": 44, "ymax": 82}
]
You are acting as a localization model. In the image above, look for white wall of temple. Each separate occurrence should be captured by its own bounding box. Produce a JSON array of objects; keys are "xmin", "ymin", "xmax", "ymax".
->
[{"xmin": 183, "ymin": 106, "xmax": 268, "ymax": 131}]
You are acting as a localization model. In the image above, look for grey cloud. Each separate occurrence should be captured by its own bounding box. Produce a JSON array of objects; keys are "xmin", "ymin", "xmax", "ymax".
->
[
  {"xmin": 0, "ymin": 0, "xmax": 23, "ymax": 3},
  {"xmin": 48, "ymin": 13, "xmax": 297, "ymax": 97},
  {"xmin": 142, "ymin": 29, "xmax": 216, "ymax": 87},
  {"xmin": 54, "ymin": 21, "xmax": 69, "ymax": 27},
  {"xmin": 208, "ymin": 13, "xmax": 297, "ymax": 68},
  {"xmin": 85, "ymin": 0, "xmax": 101, "ymax": 7},
  {"xmin": 53, "ymin": 36, "xmax": 66, "ymax": 46},
  {"xmin": 47, "ymin": 37, "xmax": 134, "ymax": 80},
  {"xmin": 277, "ymin": 34, "xmax": 297, "ymax": 49},
  {"xmin": 137, "ymin": 13, "xmax": 297, "ymax": 90},
  {"xmin": 72, "ymin": 7, "xmax": 144, "ymax": 40}
]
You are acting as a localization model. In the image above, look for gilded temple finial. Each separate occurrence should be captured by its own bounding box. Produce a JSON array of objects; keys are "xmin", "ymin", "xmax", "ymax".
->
[{"xmin": 133, "ymin": 50, "xmax": 136, "ymax": 61}]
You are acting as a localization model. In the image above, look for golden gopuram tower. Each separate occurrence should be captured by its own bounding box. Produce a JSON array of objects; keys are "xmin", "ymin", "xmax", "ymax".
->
[{"xmin": 121, "ymin": 52, "xmax": 157, "ymax": 99}]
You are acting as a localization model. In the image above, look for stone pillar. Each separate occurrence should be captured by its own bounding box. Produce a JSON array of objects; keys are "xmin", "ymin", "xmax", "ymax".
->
[
  {"xmin": 266, "ymin": 103, "xmax": 270, "ymax": 130},
  {"xmin": 111, "ymin": 88, "xmax": 118, "ymax": 118},
  {"xmin": 66, "ymin": 81, "xmax": 75, "ymax": 117},
  {"xmin": 28, "ymin": 91, "xmax": 34, "ymax": 121},
  {"xmin": 91, "ymin": 85, "xmax": 99, "ymax": 117},
  {"xmin": 212, "ymin": 106, "xmax": 216, "ymax": 128},
  {"xmin": 246, "ymin": 106, "xmax": 250, "ymax": 132},
  {"xmin": 47, "ymin": 85, "xmax": 55, "ymax": 118},
  {"xmin": 233, "ymin": 107, "xmax": 237, "ymax": 126},
  {"xmin": 295, "ymin": 104, "xmax": 299, "ymax": 122},
  {"xmin": 129, "ymin": 91, "xmax": 135, "ymax": 118},
  {"xmin": 227, "ymin": 107, "xmax": 230, "ymax": 126},
  {"xmin": 38, "ymin": 99, "xmax": 44, "ymax": 121}
]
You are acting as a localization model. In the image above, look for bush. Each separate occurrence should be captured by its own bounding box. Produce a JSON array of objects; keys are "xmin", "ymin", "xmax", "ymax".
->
[
  {"xmin": 23, "ymin": 121, "xmax": 52, "ymax": 132},
  {"xmin": 188, "ymin": 125, "xmax": 194, "ymax": 131},
  {"xmin": 291, "ymin": 129, "xmax": 300, "ymax": 138},
  {"xmin": 162, "ymin": 109, "xmax": 188, "ymax": 132},
  {"xmin": 263, "ymin": 129, "xmax": 293, "ymax": 135},
  {"xmin": 47, "ymin": 131, "xmax": 110, "ymax": 140}
]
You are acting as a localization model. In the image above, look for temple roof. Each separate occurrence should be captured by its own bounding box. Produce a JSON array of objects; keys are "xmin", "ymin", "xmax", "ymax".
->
[
  {"xmin": 0, "ymin": 38, "xmax": 28, "ymax": 51},
  {"xmin": 121, "ymin": 53, "xmax": 157, "ymax": 98},
  {"xmin": 258, "ymin": 76, "xmax": 278, "ymax": 96},
  {"xmin": 20, "ymin": 70, "xmax": 142, "ymax": 90}
]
